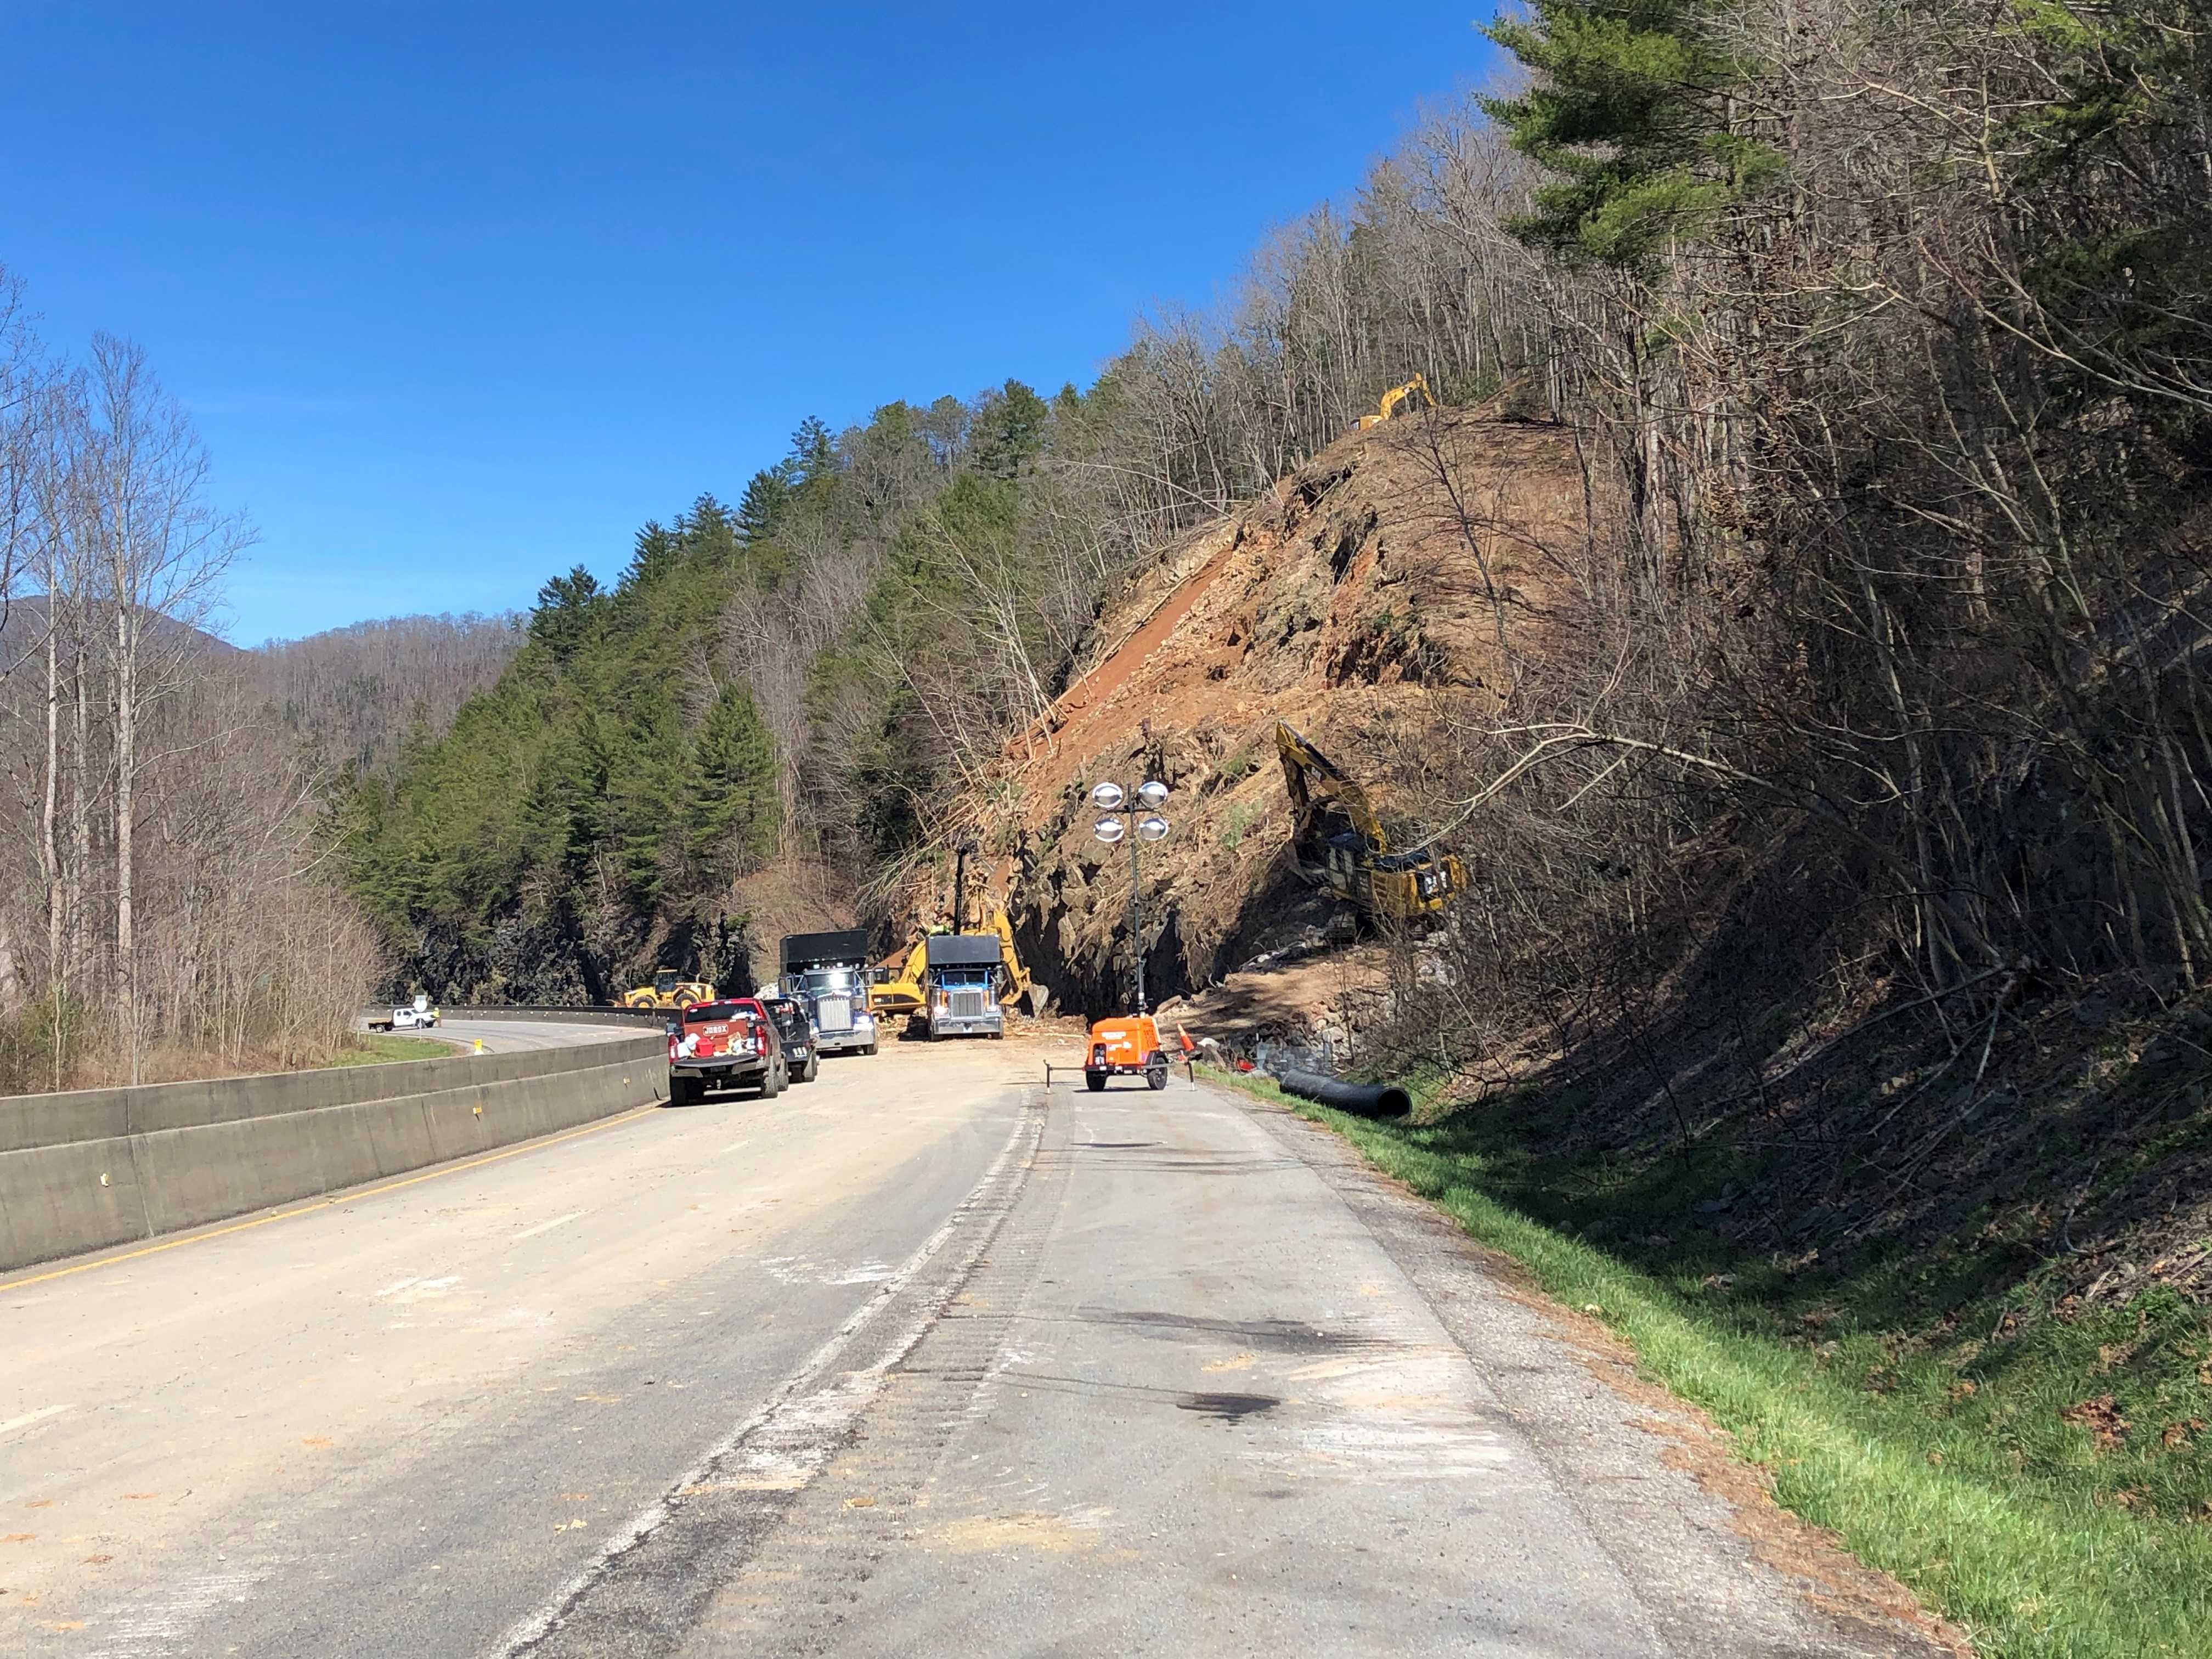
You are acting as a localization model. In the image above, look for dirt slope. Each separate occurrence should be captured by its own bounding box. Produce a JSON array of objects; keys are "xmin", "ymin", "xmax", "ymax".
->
[{"xmin": 949, "ymin": 408, "xmax": 1591, "ymax": 1036}]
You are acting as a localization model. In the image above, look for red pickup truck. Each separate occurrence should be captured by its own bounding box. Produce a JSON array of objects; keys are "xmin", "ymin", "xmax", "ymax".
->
[{"xmin": 667, "ymin": 997, "xmax": 790, "ymax": 1105}]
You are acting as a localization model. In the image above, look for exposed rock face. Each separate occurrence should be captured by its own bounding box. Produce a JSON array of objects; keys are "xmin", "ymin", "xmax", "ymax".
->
[{"xmin": 966, "ymin": 409, "xmax": 1593, "ymax": 1022}]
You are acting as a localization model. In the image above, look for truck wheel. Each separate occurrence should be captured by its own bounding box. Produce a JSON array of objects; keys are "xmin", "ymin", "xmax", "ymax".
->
[
  {"xmin": 668, "ymin": 1074, "xmax": 696, "ymax": 1107},
  {"xmin": 1147, "ymin": 1063, "xmax": 1169, "ymax": 1091},
  {"xmin": 1085, "ymin": 1071, "xmax": 1108, "ymax": 1093},
  {"xmin": 862, "ymin": 1042, "xmax": 877, "ymax": 1057}
]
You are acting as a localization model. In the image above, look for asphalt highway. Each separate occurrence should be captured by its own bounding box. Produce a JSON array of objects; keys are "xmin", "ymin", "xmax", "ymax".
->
[
  {"xmin": 0, "ymin": 1032, "xmax": 1948, "ymax": 1657},
  {"xmin": 377, "ymin": 1017, "xmax": 654, "ymax": 1054}
]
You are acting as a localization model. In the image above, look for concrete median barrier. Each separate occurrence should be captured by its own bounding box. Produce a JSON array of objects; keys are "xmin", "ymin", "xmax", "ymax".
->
[{"xmin": 0, "ymin": 1025, "xmax": 665, "ymax": 1276}]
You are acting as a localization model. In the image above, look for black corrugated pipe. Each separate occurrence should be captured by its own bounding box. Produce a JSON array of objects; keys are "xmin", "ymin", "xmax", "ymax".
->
[{"xmin": 1274, "ymin": 1068, "xmax": 1412, "ymax": 1119}]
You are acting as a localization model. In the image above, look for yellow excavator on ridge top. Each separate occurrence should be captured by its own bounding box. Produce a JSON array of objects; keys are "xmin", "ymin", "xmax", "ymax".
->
[{"xmin": 1357, "ymin": 373, "xmax": 1437, "ymax": 431}]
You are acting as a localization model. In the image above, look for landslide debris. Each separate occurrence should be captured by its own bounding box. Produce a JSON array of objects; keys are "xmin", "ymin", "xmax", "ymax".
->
[{"xmin": 938, "ymin": 405, "xmax": 1589, "ymax": 1042}]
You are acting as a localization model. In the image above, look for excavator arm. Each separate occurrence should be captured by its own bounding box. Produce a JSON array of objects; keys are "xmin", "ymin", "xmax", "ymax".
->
[
  {"xmin": 988, "ymin": 908, "xmax": 1049, "ymax": 1015},
  {"xmin": 1356, "ymin": 373, "xmax": 1437, "ymax": 431},
  {"xmin": 1276, "ymin": 721, "xmax": 1391, "ymax": 853}
]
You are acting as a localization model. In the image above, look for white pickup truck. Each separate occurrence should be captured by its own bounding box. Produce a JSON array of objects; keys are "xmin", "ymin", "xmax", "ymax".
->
[{"xmin": 370, "ymin": 996, "xmax": 441, "ymax": 1032}]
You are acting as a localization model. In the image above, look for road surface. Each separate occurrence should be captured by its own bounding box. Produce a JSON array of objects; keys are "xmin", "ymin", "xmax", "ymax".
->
[
  {"xmin": 362, "ymin": 1016, "xmax": 654, "ymax": 1054},
  {"xmin": 0, "ymin": 1033, "xmax": 1945, "ymax": 1657}
]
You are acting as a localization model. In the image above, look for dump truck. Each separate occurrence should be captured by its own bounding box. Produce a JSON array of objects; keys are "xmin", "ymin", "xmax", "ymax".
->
[
  {"xmin": 922, "ymin": 933, "xmax": 1005, "ymax": 1040},
  {"xmin": 1276, "ymin": 721, "xmax": 1466, "ymax": 921},
  {"xmin": 777, "ymin": 929, "xmax": 879, "ymax": 1057},
  {"xmin": 871, "ymin": 908, "xmax": 1045, "ymax": 1024}
]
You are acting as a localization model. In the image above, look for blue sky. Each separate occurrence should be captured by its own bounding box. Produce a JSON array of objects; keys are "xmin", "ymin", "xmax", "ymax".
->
[{"xmin": 1, "ymin": 4, "xmax": 1498, "ymax": 645}]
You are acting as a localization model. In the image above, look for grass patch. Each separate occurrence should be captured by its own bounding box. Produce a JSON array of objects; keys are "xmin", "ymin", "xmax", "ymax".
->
[
  {"xmin": 1220, "ymin": 801, "xmax": 1259, "ymax": 851},
  {"xmin": 325, "ymin": 1034, "xmax": 455, "ymax": 1067},
  {"xmin": 1200, "ymin": 1063, "xmax": 2212, "ymax": 1658}
]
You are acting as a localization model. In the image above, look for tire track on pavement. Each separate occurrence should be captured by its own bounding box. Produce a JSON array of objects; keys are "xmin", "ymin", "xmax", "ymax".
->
[{"xmin": 503, "ymin": 1088, "xmax": 1048, "ymax": 1658}]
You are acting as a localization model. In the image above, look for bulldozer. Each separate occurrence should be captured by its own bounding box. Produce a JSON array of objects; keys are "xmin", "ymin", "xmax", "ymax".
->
[
  {"xmin": 616, "ymin": 967, "xmax": 715, "ymax": 1011},
  {"xmin": 1275, "ymin": 721, "xmax": 1466, "ymax": 921},
  {"xmin": 1356, "ymin": 373, "xmax": 1437, "ymax": 431}
]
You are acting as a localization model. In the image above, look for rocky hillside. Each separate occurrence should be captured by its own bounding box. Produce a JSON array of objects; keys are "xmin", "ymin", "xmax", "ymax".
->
[{"xmin": 922, "ymin": 405, "xmax": 1584, "ymax": 1034}]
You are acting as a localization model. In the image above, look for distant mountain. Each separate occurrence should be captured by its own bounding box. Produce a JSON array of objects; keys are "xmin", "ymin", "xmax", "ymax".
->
[
  {"xmin": 250, "ymin": 611, "xmax": 523, "ymax": 772},
  {"xmin": 0, "ymin": 591, "xmax": 240, "ymax": 676}
]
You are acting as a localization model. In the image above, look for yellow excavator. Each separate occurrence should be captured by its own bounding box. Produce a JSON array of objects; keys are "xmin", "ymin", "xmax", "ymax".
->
[
  {"xmin": 1357, "ymin": 373, "xmax": 1437, "ymax": 431},
  {"xmin": 988, "ymin": 907, "xmax": 1049, "ymax": 1014},
  {"xmin": 616, "ymin": 967, "xmax": 715, "ymax": 1010},
  {"xmin": 868, "ymin": 939, "xmax": 929, "ymax": 1020},
  {"xmin": 1275, "ymin": 721, "xmax": 1465, "ymax": 921},
  {"xmin": 867, "ymin": 909, "xmax": 1048, "ymax": 1021}
]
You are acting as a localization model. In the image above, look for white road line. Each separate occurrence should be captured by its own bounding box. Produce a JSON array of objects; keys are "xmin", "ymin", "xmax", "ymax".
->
[
  {"xmin": 0, "ymin": 1402, "xmax": 75, "ymax": 1438},
  {"xmin": 511, "ymin": 1210, "xmax": 587, "ymax": 1242},
  {"xmin": 494, "ymin": 1099, "xmax": 1039, "ymax": 1657}
]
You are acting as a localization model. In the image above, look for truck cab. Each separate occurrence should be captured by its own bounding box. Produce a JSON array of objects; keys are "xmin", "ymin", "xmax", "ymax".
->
[
  {"xmin": 777, "ymin": 929, "xmax": 880, "ymax": 1057},
  {"xmin": 923, "ymin": 933, "xmax": 1005, "ymax": 1040}
]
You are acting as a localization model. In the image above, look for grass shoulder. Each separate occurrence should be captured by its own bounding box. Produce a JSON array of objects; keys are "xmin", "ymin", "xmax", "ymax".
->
[
  {"xmin": 1196, "ymin": 1062, "xmax": 2212, "ymax": 1659},
  {"xmin": 325, "ymin": 1033, "xmax": 456, "ymax": 1067}
]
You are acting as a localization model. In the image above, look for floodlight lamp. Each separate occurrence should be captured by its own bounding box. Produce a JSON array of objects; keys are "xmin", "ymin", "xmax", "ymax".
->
[
  {"xmin": 1136, "ymin": 780, "xmax": 1170, "ymax": 808},
  {"xmin": 1090, "ymin": 781, "xmax": 1126, "ymax": 810},
  {"xmin": 1136, "ymin": 814, "xmax": 1171, "ymax": 843},
  {"xmin": 1092, "ymin": 815, "xmax": 1127, "ymax": 844}
]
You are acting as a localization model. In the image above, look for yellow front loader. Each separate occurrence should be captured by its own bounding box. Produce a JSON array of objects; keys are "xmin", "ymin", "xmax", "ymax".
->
[
  {"xmin": 1275, "ymin": 721, "xmax": 1465, "ymax": 921},
  {"xmin": 616, "ymin": 967, "xmax": 715, "ymax": 1010}
]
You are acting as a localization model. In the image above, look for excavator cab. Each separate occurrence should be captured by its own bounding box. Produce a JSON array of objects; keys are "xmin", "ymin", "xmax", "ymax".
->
[{"xmin": 1276, "ymin": 721, "xmax": 1465, "ymax": 921}]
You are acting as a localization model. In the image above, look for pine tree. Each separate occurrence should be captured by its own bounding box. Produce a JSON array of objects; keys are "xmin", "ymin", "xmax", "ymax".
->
[
  {"xmin": 1482, "ymin": 0, "xmax": 1779, "ymax": 272},
  {"xmin": 736, "ymin": 467, "xmax": 792, "ymax": 545},
  {"xmin": 680, "ymin": 685, "xmax": 779, "ymax": 884},
  {"xmin": 972, "ymin": 380, "xmax": 1049, "ymax": 479},
  {"xmin": 529, "ymin": 566, "xmax": 605, "ymax": 661}
]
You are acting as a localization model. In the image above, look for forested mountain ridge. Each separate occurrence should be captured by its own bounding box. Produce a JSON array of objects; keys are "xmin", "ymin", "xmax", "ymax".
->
[
  {"xmin": 339, "ymin": 387, "xmax": 1102, "ymax": 1001},
  {"xmin": 251, "ymin": 612, "xmax": 522, "ymax": 772}
]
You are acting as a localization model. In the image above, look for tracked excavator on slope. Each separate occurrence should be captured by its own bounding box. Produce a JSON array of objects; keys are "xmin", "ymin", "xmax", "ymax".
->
[
  {"xmin": 1275, "ymin": 721, "xmax": 1465, "ymax": 922},
  {"xmin": 1356, "ymin": 373, "xmax": 1437, "ymax": 431}
]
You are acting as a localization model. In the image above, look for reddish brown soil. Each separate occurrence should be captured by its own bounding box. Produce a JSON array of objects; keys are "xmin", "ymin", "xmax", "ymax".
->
[{"xmin": 947, "ymin": 408, "xmax": 1596, "ymax": 1037}]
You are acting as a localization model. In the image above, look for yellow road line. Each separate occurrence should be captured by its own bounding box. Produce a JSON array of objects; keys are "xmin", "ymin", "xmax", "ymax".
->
[{"xmin": 0, "ymin": 1103, "xmax": 661, "ymax": 1295}]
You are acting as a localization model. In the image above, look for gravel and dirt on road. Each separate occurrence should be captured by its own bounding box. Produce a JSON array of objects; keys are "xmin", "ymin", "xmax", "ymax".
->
[{"xmin": 0, "ymin": 1036, "xmax": 1955, "ymax": 1657}]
